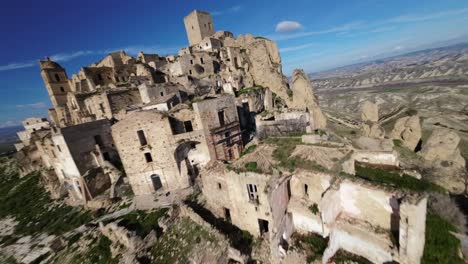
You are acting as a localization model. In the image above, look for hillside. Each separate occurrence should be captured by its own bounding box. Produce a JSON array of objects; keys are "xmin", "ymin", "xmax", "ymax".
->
[{"xmin": 311, "ymin": 43, "xmax": 468, "ymax": 159}]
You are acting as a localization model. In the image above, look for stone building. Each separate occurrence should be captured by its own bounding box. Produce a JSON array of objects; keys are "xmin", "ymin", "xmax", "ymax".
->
[
  {"xmin": 15, "ymin": 117, "xmax": 50, "ymax": 151},
  {"xmin": 45, "ymin": 119, "xmax": 120, "ymax": 203},
  {"xmin": 111, "ymin": 95, "xmax": 242, "ymax": 196},
  {"xmin": 184, "ymin": 10, "xmax": 215, "ymax": 46},
  {"xmin": 201, "ymin": 140, "xmax": 427, "ymax": 264}
]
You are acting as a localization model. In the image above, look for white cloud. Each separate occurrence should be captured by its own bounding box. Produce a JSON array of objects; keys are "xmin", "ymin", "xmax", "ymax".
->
[
  {"xmin": 272, "ymin": 21, "xmax": 364, "ymax": 41},
  {"xmin": 0, "ymin": 61, "xmax": 35, "ymax": 71},
  {"xmin": 280, "ymin": 43, "xmax": 316, "ymax": 52},
  {"xmin": 276, "ymin": 21, "xmax": 303, "ymax": 33},
  {"xmin": 393, "ymin": 45, "xmax": 404, "ymax": 51},
  {"xmin": 16, "ymin": 102, "xmax": 48, "ymax": 109}
]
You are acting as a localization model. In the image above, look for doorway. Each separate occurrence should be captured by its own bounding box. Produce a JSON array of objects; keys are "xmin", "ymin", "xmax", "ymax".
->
[
  {"xmin": 150, "ymin": 174, "xmax": 163, "ymax": 191},
  {"xmin": 258, "ymin": 219, "xmax": 269, "ymax": 235},
  {"xmin": 224, "ymin": 208, "xmax": 231, "ymax": 222}
]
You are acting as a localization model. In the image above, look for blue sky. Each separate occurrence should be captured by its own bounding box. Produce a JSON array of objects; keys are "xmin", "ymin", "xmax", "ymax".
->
[{"xmin": 1, "ymin": 0, "xmax": 467, "ymax": 128}]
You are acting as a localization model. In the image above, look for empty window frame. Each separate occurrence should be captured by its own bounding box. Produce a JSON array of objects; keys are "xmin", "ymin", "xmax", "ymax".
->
[
  {"xmin": 247, "ymin": 184, "xmax": 258, "ymax": 202},
  {"xmin": 183, "ymin": 121, "xmax": 193, "ymax": 132},
  {"xmin": 218, "ymin": 110, "xmax": 225, "ymax": 126},
  {"xmin": 137, "ymin": 130, "xmax": 148, "ymax": 146},
  {"xmin": 144, "ymin": 152, "xmax": 153, "ymax": 163}
]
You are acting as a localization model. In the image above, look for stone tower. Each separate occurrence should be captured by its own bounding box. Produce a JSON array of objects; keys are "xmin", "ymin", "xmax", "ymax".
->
[
  {"xmin": 39, "ymin": 57, "xmax": 71, "ymax": 109},
  {"xmin": 184, "ymin": 10, "xmax": 214, "ymax": 46}
]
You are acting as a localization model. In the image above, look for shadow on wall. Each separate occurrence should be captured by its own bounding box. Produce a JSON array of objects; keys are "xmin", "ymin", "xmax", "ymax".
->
[{"xmin": 184, "ymin": 198, "xmax": 254, "ymax": 255}]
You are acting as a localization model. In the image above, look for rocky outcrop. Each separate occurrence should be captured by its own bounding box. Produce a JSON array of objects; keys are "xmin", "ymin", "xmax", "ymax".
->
[
  {"xmin": 391, "ymin": 115, "xmax": 422, "ymax": 151},
  {"xmin": 420, "ymin": 129, "xmax": 465, "ymax": 169},
  {"xmin": 361, "ymin": 123, "xmax": 385, "ymax": 139},
  {"xmin": 360, "ymin": 101, "xmax": 379, "ymax": 123},
  {"xmin": 420, "ymin": 128, "xmax": 466, "ymax": 193},
  {"xmin": 290, "ymin": 69, "xmax": 327, "ymax": 129},
  {"xmin": 245, "ymin": 38, "xmax": 291, "ymax": 104}
]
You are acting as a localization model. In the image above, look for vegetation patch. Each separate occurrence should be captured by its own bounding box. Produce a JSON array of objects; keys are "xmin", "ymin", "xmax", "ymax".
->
[
  {"xmin": 151, "ymin": 217, "xmax": 218, "ymax": 263},
  {"xmin": 332, "ymin": 250, "xmax": 372, "ymax": 264},
  {"xmin": 184, "ymin": 199, "xmax": 254, "ymax": 255},
  {"xmin": 309, "ymin": 203, "xmax": 319, "ymax": 215},
  {"xmin": 290, "ymin": 233, "xmax": 328, "ymax": 262},
  {"xmin": 354, "ymin": 163, "xmax": 445, "ymax": 193},
  {"xmin": 0, "ymin": 167, "xmax": 92, "ymax": 238},
  {"xmin": 241, "ymin": 144, "xmax": 257, "ymax": 156},
  {"xmin": 69, "ymin": 235, "xmax": 118, "ymax": 264},
  {"xmin": 264, "ymin": 137, "xmax": 329, "ymax": 173},
  {"xmin": 237, "ymin": 86, "xmax": 263, "ymax": 96},
  {"xmin": 422, "ymin": 213, "xmax": 464, "ymax": 264},
  {"xmin": 117, "ymin": 208, "xmax": 169, "ymax": 238},
  {"xmin": 244, "ymin": 162, "xmax": 262, "ymax": 173}
]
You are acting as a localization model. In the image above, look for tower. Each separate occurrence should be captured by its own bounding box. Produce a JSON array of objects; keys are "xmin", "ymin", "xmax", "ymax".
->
[
  {"xmin": 184, "ymin": 10, "xmax": 214, "ymax": 46},
  {"xmin": 39, "ymin": 57, "xmax": 71, "ymax": 109}
]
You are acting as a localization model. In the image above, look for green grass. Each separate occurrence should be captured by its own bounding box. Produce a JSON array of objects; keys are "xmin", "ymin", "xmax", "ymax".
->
[
  {"xmin": 354, "ymin": 163, "xmax": 445, "ymax": 193},
  {"xmin": 263, "ymin": 137, "xmax": 329, "ymax": 173},
  {"xmin": 117, "ymin": 208, "xmax": 169, "ymax": 238},
  {"xmin": 393, "ymin": 139, "xmax": 403, "ymax": 147},
  {"xmin": 237, "ymin": 86, "xmax": 263, "ymax": 96},
  {"xmin": 244, "ymin": 162, "xmax": 262, "ymax": 173},
  {"xmin": 0, "ymin": 167, "xmax": 92, "ymax": 238},
  {"xmin": 241, "ymin": 144, "xmax": 257, "ymax": 157},
  {"xmin": 151, "ymin": 217, "xmax": 218, "ymax": 264},
  {"xmin": 422, "ymin": 213, "xmax": 464, "ymax": 264},
  {"xmin": 291, "ymin": 233, "xmax": 328, "ymax": 262},
  {"xmin": 68, "ymin": 235, "xmax": 118, "ymax": 264}
]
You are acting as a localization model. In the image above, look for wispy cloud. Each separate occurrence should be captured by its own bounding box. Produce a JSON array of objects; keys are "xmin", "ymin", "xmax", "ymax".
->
[
  {"xmin": 50, "ymin": 50, "xmax": 95, "ymax": 62},
  {"xmin": 281, "ymin": 43, "xmax": 316, "ymax": 52},
  {"xmin": 0, "ymin": 44, "xmax": 181, "ymax": 72},
  {"xmin": 276, "ymin": 21, "xmax": 303, "ymax": 33},
  {"xmin": 105, "ymin": 45, "xmax": 181, "ymax": 56},
  {"xmin": 369, "ymin": 26, "xmax": 396, "ymax": 33},
  {"xmin": 271, "ymin": 21, "xmax": 364, "ymax": 41},
  {"xmin": 385, "ymin": 8, "xmax": 468, "ymax": 24},
  {"xmin": 0, "ymin": 61, "xmax": 36, "ymax": 71},
  {"xmin": 0, "ymin": 120, "xmax": 21, "ymax": 128},
  {"xmin": 212, "ymin": 5, "xmax": 242, "ymax": 16},
  {"xmin": 16, "ymin": 102, "xmax": 48, "ymax": 109}
]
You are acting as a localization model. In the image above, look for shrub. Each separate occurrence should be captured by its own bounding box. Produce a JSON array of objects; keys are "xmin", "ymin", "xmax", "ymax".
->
[
  {"xmin": 309, "ymin": 203, "xmax": 319, "ymax": 215},
  {"xmin": 291, "ymin": 233, "xmax": 328, "ymax": 262}
]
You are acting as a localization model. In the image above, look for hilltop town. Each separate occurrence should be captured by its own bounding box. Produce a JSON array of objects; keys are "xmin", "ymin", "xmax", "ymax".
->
[{"xmin": 1, "ymin": 10, "xmax": 467, "ymax": 264}]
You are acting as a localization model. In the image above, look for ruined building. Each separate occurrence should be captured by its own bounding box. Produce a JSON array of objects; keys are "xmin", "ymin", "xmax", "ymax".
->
[{"xmin": 13, "ymin": 9, "xmax": 432, "ymax": 264}]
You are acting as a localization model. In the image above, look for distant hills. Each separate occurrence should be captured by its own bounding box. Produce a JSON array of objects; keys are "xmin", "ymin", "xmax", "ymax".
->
[
  {"xmin": 309, "ymin": 42, "xmax": 468, "ymax": 90},
  {"xmin": 0, "ymin": 126, "xmax": 21, "ymax": 155}
]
